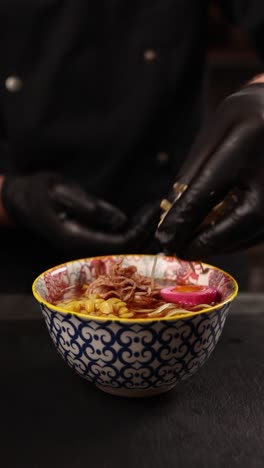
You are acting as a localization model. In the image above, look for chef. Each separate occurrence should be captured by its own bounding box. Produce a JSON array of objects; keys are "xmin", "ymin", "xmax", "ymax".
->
[{"xmin": 0, "ymin": 1, "xmax": 263, "ymax": 291}]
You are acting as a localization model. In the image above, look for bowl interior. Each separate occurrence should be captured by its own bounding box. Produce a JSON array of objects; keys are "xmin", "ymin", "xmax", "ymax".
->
[{"xmin": 33, "ymin": 255, "xmax": 238, "ymax": 315}]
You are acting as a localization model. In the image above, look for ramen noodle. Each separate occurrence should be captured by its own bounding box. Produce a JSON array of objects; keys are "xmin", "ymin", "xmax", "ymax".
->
[{"xmin": 54, "ymin": 258, "xmax": 220, "ymax": 319}]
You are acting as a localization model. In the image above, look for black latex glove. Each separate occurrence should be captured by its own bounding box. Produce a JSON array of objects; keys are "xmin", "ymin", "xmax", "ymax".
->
[
  {"xmin": 2, "ymin": 172, "xmax": 159, "ymax": 256},
  {"xmin": 156, "ymin": 83, "xmax": 264, "ymax": 259}
]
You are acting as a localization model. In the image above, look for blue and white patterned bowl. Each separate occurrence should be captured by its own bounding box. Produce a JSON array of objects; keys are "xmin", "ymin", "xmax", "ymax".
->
[{"xmin": 32, "ymin": 255, "xmax": 238, "ymax": 397}]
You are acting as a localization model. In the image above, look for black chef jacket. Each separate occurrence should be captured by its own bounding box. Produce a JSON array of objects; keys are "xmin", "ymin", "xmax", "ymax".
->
[{"xmin": 0, "ymin": 0, "xmax": 263, "ymax": 292}]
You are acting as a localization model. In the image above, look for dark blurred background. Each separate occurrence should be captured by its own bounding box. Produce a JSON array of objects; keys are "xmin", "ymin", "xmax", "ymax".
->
[{"xmin": 208, "ymin": 1, "xmax": 263, "ymax": 292}]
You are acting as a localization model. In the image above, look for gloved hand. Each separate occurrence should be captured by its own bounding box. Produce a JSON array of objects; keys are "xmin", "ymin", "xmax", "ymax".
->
[
  {"xmin": 156, "ymin": 83, "xmax": 264, "ymax": 259},
  {"xmin": 2, "ymin": 172, "xmax": 159, "ymax": 255}
]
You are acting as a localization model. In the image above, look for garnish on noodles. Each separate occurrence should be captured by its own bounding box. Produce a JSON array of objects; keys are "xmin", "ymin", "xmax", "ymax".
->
[
  {"xmin": 55, "ymin": 259, "xmax": 221, "ymax": 319},
  {"xmin": 160, "ymin": 285, "xmax": 220, "ymax": 307}
]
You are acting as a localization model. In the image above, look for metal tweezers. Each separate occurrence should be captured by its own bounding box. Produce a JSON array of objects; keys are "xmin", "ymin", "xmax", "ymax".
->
[{"xmin": 158, "ymin": 182, "xmax": 208, "ymax": 274}]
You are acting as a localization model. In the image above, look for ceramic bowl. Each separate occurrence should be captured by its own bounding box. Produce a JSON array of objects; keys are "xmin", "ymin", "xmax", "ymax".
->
[{"xmin": 32, "ymin": 255, "xmax": 238, "ymax": 397}]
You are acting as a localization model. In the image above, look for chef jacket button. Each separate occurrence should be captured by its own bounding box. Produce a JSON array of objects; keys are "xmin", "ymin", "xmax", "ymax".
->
[
  {"xmin": 156, "ymin": 152, "xmax": 169, "ymax": 165},
  {"xmin": 143, "ymin": 49, "xmax": 158, "ymax": 63},
  {"xmin": 5, "ymin": 76, "xmax": 23, "ymax": 93}
]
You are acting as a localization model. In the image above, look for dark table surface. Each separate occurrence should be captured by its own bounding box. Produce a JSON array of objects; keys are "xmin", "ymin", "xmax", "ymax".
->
[{"xmin": 1, "ymin": 293, "xmax": 264, "ymax": 468}]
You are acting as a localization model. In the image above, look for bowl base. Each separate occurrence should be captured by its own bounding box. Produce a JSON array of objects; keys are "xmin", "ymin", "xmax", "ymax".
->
[{"xmin": 95, "ymin": 384, "xmax": 176, "ymax": 398}]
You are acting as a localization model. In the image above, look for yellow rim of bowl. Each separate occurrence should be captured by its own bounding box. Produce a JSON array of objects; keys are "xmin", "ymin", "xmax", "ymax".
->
[{"xmin": 32, "ymin": 254, "xmax": 239, "ymax": 323}]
